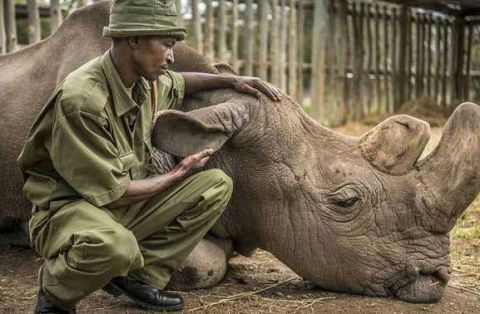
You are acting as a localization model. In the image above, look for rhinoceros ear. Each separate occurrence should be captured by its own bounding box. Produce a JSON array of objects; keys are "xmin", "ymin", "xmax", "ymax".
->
[
  {"xmin": 152, "ymin": 102, "xmax": 250, "ymax": 157},
  {"xmin": 359, "ymin": 115, "xmax": 431, "ymax": 175}
]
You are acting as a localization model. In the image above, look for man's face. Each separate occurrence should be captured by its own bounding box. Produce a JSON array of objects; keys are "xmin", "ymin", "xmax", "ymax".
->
[{"xmin": 132, "ymin": 36, "xmax": 176, "ymax": 80}]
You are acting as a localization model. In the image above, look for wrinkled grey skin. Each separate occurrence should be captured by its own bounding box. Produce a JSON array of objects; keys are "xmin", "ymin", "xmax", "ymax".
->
[{"xmin": 1, "ymin": 1, "xmax": 480, "ymax": 304}]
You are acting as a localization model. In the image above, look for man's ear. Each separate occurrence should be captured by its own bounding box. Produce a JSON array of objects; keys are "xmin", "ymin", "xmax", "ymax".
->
[
  {"xmin": 128, "ymin": 36, "xmax": 140, "ymax": 49},
  {"xmin": 152, "ymin": 102, "xmax": 250, "ymax": 157}
]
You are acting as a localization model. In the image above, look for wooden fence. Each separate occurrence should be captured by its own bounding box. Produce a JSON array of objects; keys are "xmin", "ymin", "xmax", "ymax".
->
[
  {"xmin": 313, "ymin": 2, "xmax": 480, "ymax": 125},
  {"xmin": 1, "ymin": 0, "xmax": 480, "ymax": 125},
  {"xmin": 183, "ymin": 0, "xmax": 480, "ymax": 125}
]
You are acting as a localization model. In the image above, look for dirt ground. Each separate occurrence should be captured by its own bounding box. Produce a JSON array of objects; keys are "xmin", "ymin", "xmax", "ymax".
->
[{"xmin": 0, "ymin": 126, "xmax": 479, "ymax": 314}]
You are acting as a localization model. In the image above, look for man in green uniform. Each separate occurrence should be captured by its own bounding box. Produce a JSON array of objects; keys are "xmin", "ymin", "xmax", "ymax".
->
[{"xmin": 17, "ymin": 0, "xmax": 281, "ymax": 313}]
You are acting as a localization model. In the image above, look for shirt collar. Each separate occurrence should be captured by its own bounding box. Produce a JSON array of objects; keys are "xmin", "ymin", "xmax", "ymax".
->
[{"xmin": 100, "ymin": 50, "xmax": 150, "ymax": 117}]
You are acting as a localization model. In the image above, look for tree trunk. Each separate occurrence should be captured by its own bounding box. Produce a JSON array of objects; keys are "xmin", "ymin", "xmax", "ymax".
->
[
  {"xmin": 5, "ymin": 0, "xmax": 16, "ymax": 52},
  {"xmin": 311, "ymin": 0, "xmax": 328, "ymax": 121},
  {"xmin": 50, "ymin": 0, "xmax": 63, "ymax": 32},
  {"xmin": 0, "ymin": 0, "xmax": 6, "ymax": 53},
  {"xmin": 191, "ymin": 0, "xmax": 202, "ymax": 54}
]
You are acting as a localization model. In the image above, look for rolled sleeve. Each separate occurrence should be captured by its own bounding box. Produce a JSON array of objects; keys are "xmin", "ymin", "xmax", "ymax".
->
[
  {"xmin": 51, "ymin": 111, "xmax": 130, "ymax": 207},
  {"xmin": 157, "ymin": 70, "xmax": 185, "ymax": 110}
]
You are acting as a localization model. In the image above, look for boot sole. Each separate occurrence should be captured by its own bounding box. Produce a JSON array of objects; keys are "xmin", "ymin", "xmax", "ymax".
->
[{"xmin": 103, "ymin": 282, "xmax": 184, "ymax": 312}]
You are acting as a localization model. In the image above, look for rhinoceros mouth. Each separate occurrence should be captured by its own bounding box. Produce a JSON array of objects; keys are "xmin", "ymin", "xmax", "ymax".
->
[{"xmin": 390, "ymin": 268, "xmax": 449, "ymax": 303}]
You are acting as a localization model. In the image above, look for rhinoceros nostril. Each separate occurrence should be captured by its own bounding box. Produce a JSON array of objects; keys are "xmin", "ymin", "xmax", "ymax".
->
[
  {"xmin": 406, "ymin": 265, "xmax": 420, "ymax": 280},
  {"xmin": 395, "ymin": 274, "xmax": 447, "ymax": 303},
  {"xmin": 435, "ymin": 268, "xmax": 451, "ymax": 282},
  {"xmin": 395, "ymin": 120, "xmax": 411, "ymax": 130}
]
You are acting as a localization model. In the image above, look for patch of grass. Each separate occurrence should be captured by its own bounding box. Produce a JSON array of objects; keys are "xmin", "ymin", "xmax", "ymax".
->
[{"xmin": 451, "ymin": 195, "xmax": 480, "ymax": 240}]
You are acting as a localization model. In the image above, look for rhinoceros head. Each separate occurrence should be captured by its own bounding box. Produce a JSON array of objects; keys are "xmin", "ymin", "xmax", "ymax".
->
[{"xmin": 152, "ymin": 90, "xmax": 480, "ymax": 303}]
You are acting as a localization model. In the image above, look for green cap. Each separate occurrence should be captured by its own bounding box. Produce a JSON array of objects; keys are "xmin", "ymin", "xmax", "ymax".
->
[{"xmin": 103, "ymin": 0, "xmax": 186, "ymax": 40}]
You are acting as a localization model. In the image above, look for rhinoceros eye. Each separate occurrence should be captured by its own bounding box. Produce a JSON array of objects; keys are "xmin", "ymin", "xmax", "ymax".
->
[{"xmin": 326, "ymin": 188, "xmax": 360, "ymax": 209}]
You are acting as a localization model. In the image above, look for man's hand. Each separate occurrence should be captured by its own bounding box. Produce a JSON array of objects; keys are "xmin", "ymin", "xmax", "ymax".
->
[
  {"xmin": 172, "ymin": 148, "xmax": 214, "ymax": 179},
  {"xmin": 105, "ymin": 148, "xmax": 215, "ymax": 209},
  {"xmin": 231, "ymin": 76, "xmax": 282, "ymax": 102},
  {"xmin": 182, "ymin": 72, "xmax": 282, "ymax": 102}
]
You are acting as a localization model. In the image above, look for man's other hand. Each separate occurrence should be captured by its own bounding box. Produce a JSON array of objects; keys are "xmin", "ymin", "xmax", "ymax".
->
[
  {"xmin": 173, "ymin": 148, "xmax": 214, "ymax": 178},
  {"xmin": 231, "ymin": 76, "xmax": 282, "ymax": 102}
]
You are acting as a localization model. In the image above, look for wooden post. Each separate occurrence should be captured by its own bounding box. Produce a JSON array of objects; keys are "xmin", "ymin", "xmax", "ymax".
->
[
  {"xmin": 205, "ymin": 0, "xmax": 214, "ymax": 61},
  {"xmin": 353, "ymin": 1, "xmax": 365, "ymax": 120},
  {"xmin": 451, "ymin": 18, "xmax": 465, "ymax": 101},
  {"xmin": 258, "ymin": 0, "xmax": 269, "ymax": 80},
  {"xmin": 406, "ymin": 9, "xmax": 413, "ymax": 101},
  {"xmin": 390, "ymin": 8, "xmax": 400, "ymax": 113},
  {"xmin": 27, "ymin": 0, "xmax": 41, "ymax": 43},
  {"xmin": 0, "ymin": 0, "xmax": 6, "ymax": 53},
  {"xmin": 270, "ymin": 0, "xmax": 280, "ymax": 85},
  {"xmin": 323, "ymin": 0, "xmax": 335, "ymax": 123},
  {"xmin": 434, "ymin": 16, "xmax": 442, "ymax": 102},
  {"xmin": 5, "ymin": 0, "xmax": 16, "ymax": 52},
  {"xmin": 244, "ymin": 0, "xmax": 254, "ymax": 75},
  {"xmin": 366, "ymin": 2, "xmax": 373, "ymax": 113},
  {"xmin": 217, "ymin": 0, "xmax": 227, "ymax": 62},
  {"xmin": 297, "ymin": 0, "xmax": 305, "ymax": 105},
  {"xmin": 279, "ymin": 0, "xmax": 288, "ymax": 91},
  {"xmin": 464, "ymin": 24, "xmax": 473, "ymax": 100},
  {"xmin": 50, "ymin": 0, "xmax": 63, "ymax": 33},
  {"xmin": 288, "ymin": 0, "xmax": 297, "ymax": 98},
  {"xmin": 415, "ymin": 12, "xmax": 423, "ymax": 98},
  {"xmin": 311, "ymin": 0, "xmax": 328, "ymax": 121},
  {"xmin": 425, "ymin": 13, "xmax": 432, "ymax": 96},
  {"xmin": 374, "ymin": 3, "xmax": 381, "ymax": 114},
  {"xmin": 442, "ymin": 20, "xmax": 449, "ymax": 106},
  {"xmin": 383, "ymin": 5, "xmax": 391, "ymax": 113},
  {"xmin": 191, "ymin": 0, "xmax": 203, "ymax": 54},
  {"xmin": 335, "ymin": 0, "xmax": 348, "ymax": 123},
  {"xmin": 396, "ymin": 6, "xmax": 408, "ymax": 109},
  {"xmin": 231, "ymin": 0, "xmax": 239, "ymax": 71}
]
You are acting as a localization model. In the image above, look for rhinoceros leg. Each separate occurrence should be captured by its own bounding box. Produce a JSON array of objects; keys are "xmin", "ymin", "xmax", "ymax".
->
[
  {"xmin": 0, "ymin": 218, "xmax": 29, "ymax": 246},
  {"xmin": 166, "ymin": 235, "xmax": 233, "ymax": 290}
]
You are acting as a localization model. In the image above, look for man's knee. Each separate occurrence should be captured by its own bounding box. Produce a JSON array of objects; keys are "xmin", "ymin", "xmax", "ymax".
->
[
  {"xmin": 71, "ymin": 228, "xmax": 143, "ymax": 274},
  {"xmin": 200, "ymin": 169, "xmax": 233, "ymax": 202}
]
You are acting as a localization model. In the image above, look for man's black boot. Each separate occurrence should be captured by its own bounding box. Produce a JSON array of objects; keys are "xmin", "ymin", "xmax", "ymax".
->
[
  {"xmin": 35, "ymin": 266, "xmax": 76, "ymax": 314},
  {"xmin": 34, "ymin": 287, "xmax": 76, "ymax": 314},
  {"xmin": 103, "ymin": 276, "xmax": 184, "ymax": 311}
]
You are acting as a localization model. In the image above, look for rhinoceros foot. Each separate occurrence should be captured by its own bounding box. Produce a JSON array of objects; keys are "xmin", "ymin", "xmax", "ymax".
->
[{"xmin": 166, "ymin": 237, "xmax": 233, "ymax": 290}]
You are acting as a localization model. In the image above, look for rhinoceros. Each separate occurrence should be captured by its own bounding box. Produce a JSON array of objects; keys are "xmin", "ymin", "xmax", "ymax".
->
[{"xmin": 1, "ymin": 1, "xmax": 479, "ymax": 304}]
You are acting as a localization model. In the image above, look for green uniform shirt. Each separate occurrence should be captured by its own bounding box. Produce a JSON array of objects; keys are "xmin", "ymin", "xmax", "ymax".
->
[{"xmin": 17, "ymin": 51, "xmax": 185, "ymax": 211}]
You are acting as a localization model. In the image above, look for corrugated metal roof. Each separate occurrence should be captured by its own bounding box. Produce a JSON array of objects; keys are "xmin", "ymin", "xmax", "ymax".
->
[{"xmin": 302, "ymin": 1, "xmax": 480, "ymax": 17}]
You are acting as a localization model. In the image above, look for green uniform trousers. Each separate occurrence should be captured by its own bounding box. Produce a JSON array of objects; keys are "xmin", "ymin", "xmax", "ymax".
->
[{"xmin": 28, "ymin": 169, "xmax": 232, "ymax": 309}]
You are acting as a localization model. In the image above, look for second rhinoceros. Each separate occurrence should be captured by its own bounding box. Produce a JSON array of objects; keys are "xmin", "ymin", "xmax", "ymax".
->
[{"xmin": 1, "ymin": 1, "xmax": 479, "ymax": 304}]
